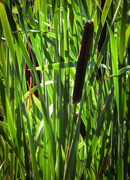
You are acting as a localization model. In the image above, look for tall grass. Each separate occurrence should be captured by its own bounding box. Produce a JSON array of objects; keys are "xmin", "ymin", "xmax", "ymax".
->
[{"xmin": 0, "ymin": 0, "xmax": 130, "ymax": 179}]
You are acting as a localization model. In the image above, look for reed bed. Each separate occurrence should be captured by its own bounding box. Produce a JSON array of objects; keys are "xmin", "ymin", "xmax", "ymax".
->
[{"xmin": 0, "ymin": 0, "xmax": 130, "ymax": 179}]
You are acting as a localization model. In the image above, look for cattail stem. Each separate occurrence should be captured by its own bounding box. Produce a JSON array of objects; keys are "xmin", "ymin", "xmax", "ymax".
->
[
  {"xmin": 25, "ymin": 34, "xmax": 40, "ymax": 97},
  {"xmin": 75, "ymin": 112, "xmax": 86, "ymax": 139},
  {"xmin": 72, "ymin": 21, "xmax": 94, "ymax": 104}
]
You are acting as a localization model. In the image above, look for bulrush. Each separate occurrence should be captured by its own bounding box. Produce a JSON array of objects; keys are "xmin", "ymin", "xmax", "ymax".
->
[
  {"xmin": 72, "ymin": 21, "xmax": 94, "ymax": 104},
  {"xmin": 96, "ymin": 0, "xmax": 107, "ymax": 82}
]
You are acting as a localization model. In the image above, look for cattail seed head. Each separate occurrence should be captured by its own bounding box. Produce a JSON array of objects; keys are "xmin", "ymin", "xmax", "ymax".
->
[
  {"xmin": 72, "ymin": 21, "xmax": 94, "ymax": 104},
  {"xmin": 96, "ymin": 0, "xmax": 107, "ymax": 82}
]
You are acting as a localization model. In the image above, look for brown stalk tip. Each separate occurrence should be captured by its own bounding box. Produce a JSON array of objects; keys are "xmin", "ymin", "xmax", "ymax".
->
[
  {"xmin": 75, "ymin": 113, "xmax": 86, "ymax": 139},
  {"xmin": 72, "ymin": 21, "xmax": 94, "ymax": 104}
]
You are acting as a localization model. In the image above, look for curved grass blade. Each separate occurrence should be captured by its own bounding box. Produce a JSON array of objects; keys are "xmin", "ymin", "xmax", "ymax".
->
[
  {"xmin": 87, "ymin": 85, "xmax": 114, "ymax": 167},
  {"xmin": 0, "ymin": 41, "xmax": 6, "ymax": 79},
  {"xmin": 32, "ymin": 93, "xmax": 56, "ymax": 179},
  {"xmin": 0, "ymin": 3, "xmax": 15, "ymax": 64},
  {"xmin": 34, "ymin": 61, "xmax": 110, "ymax": 71},
  {"xmin": 0, "ymin": 78, "xmax": 19, "ymax": 151}
]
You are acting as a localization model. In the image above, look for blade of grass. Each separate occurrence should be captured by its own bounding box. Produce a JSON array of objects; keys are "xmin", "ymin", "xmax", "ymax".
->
[
  {"xmin": 87, "ymin": 85, "xmax": 114, "ymax": 167},
  {"xmin": 0, "ymin": 3, "xmax": 15, "ymax": 65},
  {"xmin": 0, "ymin": 41, "xmax": 6, "ymax": 79},
  {"xmin": 119, "ymin": 0, "xmax": 127, "ymax": 65},
  {"xmin": 0, "ymin": 78, "xmax": 18, "ymax": 151},
  {"xmin": 32, "ymin": 93, "xmax": 56, "ymax": 179},
  {"xmin": 22, "ymin": 106, "xmax": 40, "ymax": 179}
]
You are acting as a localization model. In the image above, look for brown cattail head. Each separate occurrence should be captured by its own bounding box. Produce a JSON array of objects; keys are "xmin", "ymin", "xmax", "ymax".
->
[
  {"xmin": 72, "ymin": 21, "xmax": 94, "ymax": 104},
  {"xmin": 96, "ymin": 0, "xmax": 107, "ymax": 82}
]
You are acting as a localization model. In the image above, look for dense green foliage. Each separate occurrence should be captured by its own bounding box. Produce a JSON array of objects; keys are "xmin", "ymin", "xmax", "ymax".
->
[{"xmin": 0, "ymin": 0, "xmax": 130, "ymax": 179}]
